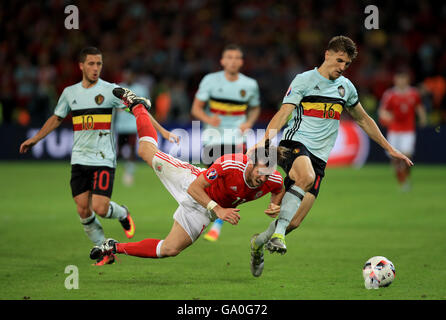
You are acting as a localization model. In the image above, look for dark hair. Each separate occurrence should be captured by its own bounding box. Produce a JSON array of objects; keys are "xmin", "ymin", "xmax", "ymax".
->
[
  {"xmin": 248, "ymin": 139, "xmax": 278, "ymax": 169},
  {"xmin": 249, "ymin": 146, "xmax": 277, "ymax": 168},
  {"xmin": 222, "ymin": 44, "xmax": 243, "ymax": 56},
  {"xmin": 327, "ymin": 36, "xmax": 358, "ymax": 60},
  {"xmin": 78, "ymin": 47, "xmax": 102, "ymax": 62}
]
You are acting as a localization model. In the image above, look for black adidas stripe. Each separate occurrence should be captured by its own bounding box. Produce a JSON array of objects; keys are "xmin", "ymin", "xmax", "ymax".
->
[
  {"xmin": 72, "ymin": 108, "xmax": 113, "ymax": 116},
  {"xmin": 285, "ymin": 104, "xmax": 302, "ymax": 140},
  {"xmin": 209, "ymin": 96, "xmax": 247, "ymax": 106}
]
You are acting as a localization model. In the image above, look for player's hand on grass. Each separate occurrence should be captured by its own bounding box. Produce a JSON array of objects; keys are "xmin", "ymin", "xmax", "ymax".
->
[
  {"xmin": 214, "ymin": 207, "xmax": 240, "ymax": 225},
  {"xmin": 389, "ymin": 148, "xmax": 414, "ymax": 167},
  {"xmin": 19, "ymin": 138, "xmax": 37, "ymax": 154},
  {"xmin": 264, "ymin": 203, "xmax": 281, "ymax": 218}
]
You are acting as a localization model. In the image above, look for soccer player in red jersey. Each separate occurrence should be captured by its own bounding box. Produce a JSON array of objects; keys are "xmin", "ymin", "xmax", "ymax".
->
[
  {"xmin": 90, "ymin": 87, "xmax": 285, "ymax": 264},
  {"xmin": 379, "ymin": 70, "xmax": 427, "ymax": 191}
]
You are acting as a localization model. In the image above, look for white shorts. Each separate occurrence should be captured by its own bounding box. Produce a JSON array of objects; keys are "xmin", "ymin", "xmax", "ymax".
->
[
  {"xmin": 152, "ymin": 151, "xmax": 213, "ymax": 242},
  {"xmin": 387, "ymin": 131, "xmax": 416, "ymax": 156}
]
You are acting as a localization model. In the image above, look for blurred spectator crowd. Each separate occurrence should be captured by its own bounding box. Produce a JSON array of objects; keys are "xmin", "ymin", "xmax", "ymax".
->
[{"xmin": 1, "ymin": 0, "xmax": 445, "ymax": 127}]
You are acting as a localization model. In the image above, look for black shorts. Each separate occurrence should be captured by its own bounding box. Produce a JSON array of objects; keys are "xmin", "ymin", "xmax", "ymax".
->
[
  {"xmin": 202, "ymin": 143, "xmax": 247, "ymax": 168},
  {"xmin": 278, "ymin": 140, "xmax": 326, "ymax": 197},
  {"xmin": 70, "ymin": 164, "xmax": 115, "ymax": 198}
]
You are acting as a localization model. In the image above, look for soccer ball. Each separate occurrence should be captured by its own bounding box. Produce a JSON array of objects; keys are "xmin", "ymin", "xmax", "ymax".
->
[{"xmin": 362, "ymin": 256, "xmax": 396, "ymax": 289}]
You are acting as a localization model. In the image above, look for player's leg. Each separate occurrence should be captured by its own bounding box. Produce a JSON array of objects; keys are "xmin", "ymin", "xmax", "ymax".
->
[
  {"xmin": 71, "ymin": 165, "xmax": 106, "ymax": 246},
  {"xmin": 90, "ymin": 167, "xmax": 135, "ymax": 239},
  {"xmin": 159, "ymin": 220, "xmax": 194, "ymax": 256},
  {"xmin": 398, "ymin": 132, "xmax": 415, "ymax": 191},
  {"xmin": 74, "ymin": 190, "xmax": 105, "ymax": 246},
  {"xmin": 266, "ymin": 155, "xmax": 315, "ymax": 254},
  {"xmin": 286, "ymin": 192, "xmax": 316, "ymax": 231},
  {"xmin": 254, "ymin": 192, "xmax": 316, "ymax": 249},
  {"xmin": 90, "ymin": 206, "xmax": 207, "ymax": 261},
  {"xmin": 132, "ymin": 104, "xmax": 160, "ymax": 168},
  {"xmin": 112, "ymin": 86, "xmax": 159, "ymax": 167},
  {"xmin": 387, "ymin": 132, "xmax": 408, "ymax": 188},
  {"xmin": 90, "ymin": 220, "xmax": 193, "ymax": 261},
  {"xmin": 116, "ymin": 220, "xmax": 192, "ymax": 258},
  {"xmin": 250, "ymin": 192, "xmax": 316, "ymax": 277}
]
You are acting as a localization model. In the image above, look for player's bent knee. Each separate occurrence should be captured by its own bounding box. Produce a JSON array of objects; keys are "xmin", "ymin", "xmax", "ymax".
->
[
  {"xmin": 77, "ymin": 207, "xmax": 90, "ymax": 218},
  {"xmin": 92, "ymin": 203, "xmax": 109, "ymax": 217},
  {"xmin": 161, "ymin": 246, "xmax": 182, "ymax": 257},
  {"xmin": 304, "ymin": 172, "xmax": 316, "ymax": 190},
  {"xmin": 290, "ymin": 171, "xmax": 315, "ymax": 191},
  {"xmin": 138, "ymin": 142, "xmax": 157, "ymax": 167}
]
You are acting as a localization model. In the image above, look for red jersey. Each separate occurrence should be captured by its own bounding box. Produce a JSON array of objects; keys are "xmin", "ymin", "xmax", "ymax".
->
[
  {"xmin": 380, "ymin": 87, "xmax": 421, "ymax": 132},
  {"xmin": 201, "ymin": 154, "xmax": 283, "ymax": 208}
]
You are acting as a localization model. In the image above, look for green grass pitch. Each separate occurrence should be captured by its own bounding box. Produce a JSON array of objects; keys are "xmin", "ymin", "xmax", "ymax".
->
[{"xmin": 1, "ymin": 161, "xmax": 445, "ymax": 300}]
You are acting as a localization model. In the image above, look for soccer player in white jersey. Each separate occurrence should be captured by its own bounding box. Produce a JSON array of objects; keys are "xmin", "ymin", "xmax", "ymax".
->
[
  {"xmin": 19, "ymin": 47, "xmax": 177, "ymax": 266},
  {"xmin": 89, "ymin": 87, "xmax": 284, "ymax": 266},
  {"xmin": 249, "ymin": 36, "xmax": 413, "ymax": 277},
  {"xmin": 191, "ymin": 44, "xmax": 261, "ymax": 242}
]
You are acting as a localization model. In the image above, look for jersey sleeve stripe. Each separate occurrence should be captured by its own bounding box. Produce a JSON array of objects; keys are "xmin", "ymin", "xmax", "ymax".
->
[
  {"xmin": 268, "ymin": 177, "xmax": 283, "ymax": 184},
  {"xmin": 221, "ymin": 160, "xmax": 247, "ymax": 167},
  {"xmin": 221, "ymin": 166, "xmax": 245, "ymax": 172}
]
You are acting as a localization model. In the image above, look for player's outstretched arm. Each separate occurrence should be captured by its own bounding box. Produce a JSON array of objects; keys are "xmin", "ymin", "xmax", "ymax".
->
[
  {"xmin": 347, "ymin": 102, "xmax": 413, "ymax": 167},
  {"xmin": 187, "ymin": 174, "xmax": 241, "ymax": 225},
  {"xmin": 250, "ymin": 103, "xmax": 295, "ymax": 153},
  {"xmin": 19, "ymin": 115, "xmax": 63, "ymax": 154},
  {"xmin": 147, "ymin": 113, "xmax": 180, "ymax": 144}
]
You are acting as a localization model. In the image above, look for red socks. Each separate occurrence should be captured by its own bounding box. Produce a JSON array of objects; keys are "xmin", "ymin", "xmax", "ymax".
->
[
  {"xmin": 116, "ymin": 238, "xmax": 162, "ymax": 258},
  {"xmin": 133, "ymin": 104, "xmax": 158, "ymax": 143}
]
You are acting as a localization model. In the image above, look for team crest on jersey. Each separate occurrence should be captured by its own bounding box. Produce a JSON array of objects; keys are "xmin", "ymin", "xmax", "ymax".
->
[
  {"xmin": 230, "ymin": 186, "xmax": 238, "ymax": 192},
  {"xmin": 285, "ymin": 86, "xmax": 292, "ymax": 97},
  {"xmin": 206, "ymin": 168, "xmax": 218, "ymax": 180},
  {"xmin": 293, "ymin": 148, "xmax": 300, "ymax": 154},
  {"xmin": 95, "ymin": 94, "xmax": 104, "ymax": 105},
  {"xmin": 156, "ymin": 163, "xmax": 163, "ymax": 173},
  {"xmin": 240, "ymin": 89, "xmax": 246, "ymax": 97},
  {"xmin": 337, "ymin": 85, "xmax": 345, "ymax": 98},
  {"xmin": 255, "ymin": 191, "xmax": 263, "ymax": 199}
]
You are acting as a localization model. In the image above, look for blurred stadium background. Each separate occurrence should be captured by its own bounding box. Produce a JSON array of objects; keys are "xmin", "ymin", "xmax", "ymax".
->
[{"xmin": 1, "ymin": 0, "xmax": 446, "ymax": 301}]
